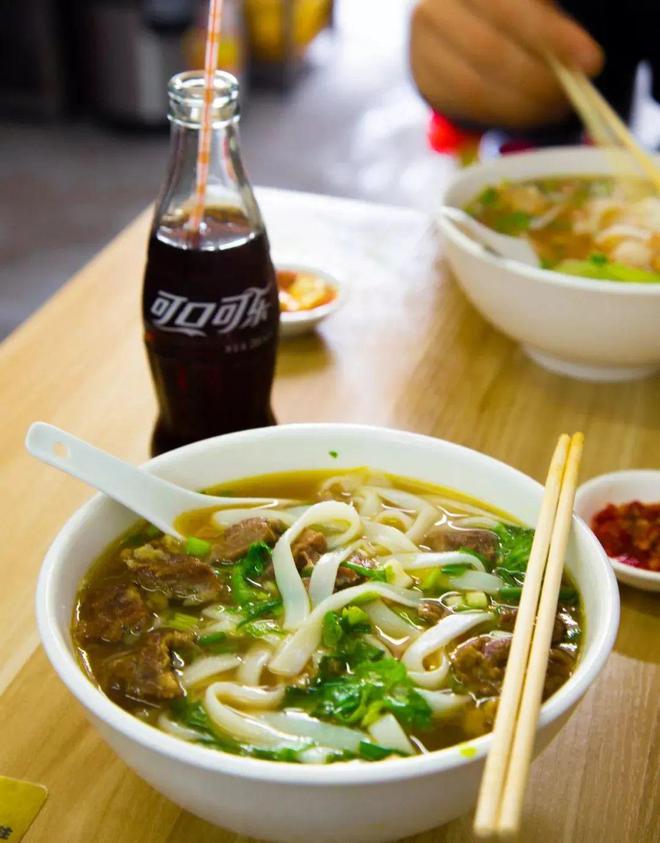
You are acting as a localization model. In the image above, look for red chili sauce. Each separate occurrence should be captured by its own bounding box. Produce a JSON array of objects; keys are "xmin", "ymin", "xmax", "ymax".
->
[{"xmin": 591, "ymin": 501, "xmax": 660, "ymax": 572}]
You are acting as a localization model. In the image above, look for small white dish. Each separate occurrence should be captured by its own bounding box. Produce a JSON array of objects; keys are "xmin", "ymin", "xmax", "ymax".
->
[
  {"xmin": 276, "ymin": 262, "xmax": 344, "ymax": 338},
  {"xmin": 575, "ymin": 470, "xmax": 660, "ymax": 592}
]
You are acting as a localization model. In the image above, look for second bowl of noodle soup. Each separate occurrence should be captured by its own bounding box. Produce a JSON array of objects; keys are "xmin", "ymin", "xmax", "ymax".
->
[{"xmin": 440, "ymin": 147, "xmax": 660, "ymax": 382}]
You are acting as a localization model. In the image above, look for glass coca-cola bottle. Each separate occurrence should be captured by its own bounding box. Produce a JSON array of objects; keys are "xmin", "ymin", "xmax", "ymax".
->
[{"xmin": 143, "ymin": 71, "xmax": 279, "ymax": 455}]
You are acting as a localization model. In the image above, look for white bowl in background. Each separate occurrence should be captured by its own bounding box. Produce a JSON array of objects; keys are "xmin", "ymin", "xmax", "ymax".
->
[
  {"xmin": 36, "ymin": 425, "xmax": 619, "ymax": 843},
  {"xmin": 575, "ymin": 469, "xmax": 660, "ymax": 592},
  {"xmin": 276, "ymin": 262, "xmax": 345, "ymax": 338},
  {"xmin": 439, "ymin": 147, "xmax": 660, "ymax": 382}
]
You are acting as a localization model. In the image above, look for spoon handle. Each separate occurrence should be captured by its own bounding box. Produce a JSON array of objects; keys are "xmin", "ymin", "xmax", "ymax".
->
[{"xmin": 25, "ymin": 422, "xmax": 189, "ymax": 537}]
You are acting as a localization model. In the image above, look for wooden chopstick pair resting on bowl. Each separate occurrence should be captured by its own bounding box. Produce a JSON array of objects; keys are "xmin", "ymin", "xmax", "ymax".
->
[
  {"xmin": 474, "ymin": 432, "xmax": 584, "ymax": 840},
  {"xmin": 546, "ymin": 55, "xmax": 660, "ymax": 192}
]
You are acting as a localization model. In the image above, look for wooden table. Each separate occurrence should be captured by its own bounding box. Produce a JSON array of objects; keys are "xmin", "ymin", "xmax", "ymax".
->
[{"xmin": 2, "ymin": 189, "xmax": 659, "ymax": 843}]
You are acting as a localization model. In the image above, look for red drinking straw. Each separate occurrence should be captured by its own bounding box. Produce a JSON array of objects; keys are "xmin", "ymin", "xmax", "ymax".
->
[{"xmin": 188, "ymin": 0, "xmax": 224, "ymax": 236}]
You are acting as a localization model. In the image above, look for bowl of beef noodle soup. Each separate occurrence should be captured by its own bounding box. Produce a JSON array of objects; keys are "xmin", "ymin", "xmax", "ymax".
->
[
  {"xmin": 439, "ymin": 147, "xmax": 660, "ymax": 382},
  {"xmin": 37, "ymin": 424, "xmax": 619, "ymax": 843}
]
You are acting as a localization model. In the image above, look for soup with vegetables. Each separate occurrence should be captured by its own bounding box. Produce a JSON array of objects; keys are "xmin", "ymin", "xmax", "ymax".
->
[
  {"xmin": 465, "ymin": 176, "xmax": 660, "ymax": 282},
  {"xmin": 73, "ymin": 469, "xmax": 582, "ymax": 764}
]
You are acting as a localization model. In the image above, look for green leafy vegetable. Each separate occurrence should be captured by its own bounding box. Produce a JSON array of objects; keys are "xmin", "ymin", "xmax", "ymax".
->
[
  {"xmin": 493, "ymin": 210, "xmax": 532, "ymax": 235},
  {"xmin": 479, "ymin": 186, "xmax": 499, "ymax": 207},
  {"xmin": 358, "ymin": 741, "xmax": 399, "ymax": 760},
  {"xmin": 230, "ymin": 542, "xmax": 280, "ymax": 621},
  {"xmin": 558, "ymin": 586, "xmax": 579, "ymax": 605},
  {"xmin": 589, "ymin": 252, "xmax": 608, "ymax": 265},
  {"xmin": 554, "ymin": 259, "xmax": 660, "ymax": 284},
  {"xmin": 184, "ymin": 536, "xmax": 212, "ymax": 557},
  {"xmin": 322, "ymin": 611, "xmax": 344, "ymax": 649},
  {"xmin": 238, "ymin": 598, "xmax": 283, "ymax": 624},
  {"xmin": 170, "ymin": 697, "xmax": 239, "ymax": 751},
  {"xmin": 342, "ymin": 560, "xmax": 388, "ymax": 582},
  {"xmin": 286, "ymin": 638, "xmax": 432, "ymax": 731},
  {"xmin": 240, "ymin": 541, "xmax": 272, "ymax": 579},
  {"xmin": 329, "ymin": 450, "xmax": 339, "ymax": 459},
  {"xmin": 497, "ymin": 585, "xmax": 522, "ymax": 603},
  {"xmin": 342, "ymin": 606, "xmax": 370, "ymax": 627},
  {"xmin": 197, "ymin": 630, "xmax": 239, "ymax": 653},
  {"xmin": 241, "ymin": 619, "xmax": 285, "ymax": 638},
  {"xmin": 494, "ymin": 523, "xmax": 534, "ymax": 572}
]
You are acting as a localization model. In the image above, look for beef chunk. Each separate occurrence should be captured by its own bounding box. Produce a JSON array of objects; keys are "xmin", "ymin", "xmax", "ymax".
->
[
  {"xmin": 123, "ymin": 537, "xmax": 222, "ymax": 603},
  {"xmin": 291, "ymin": 528, "xmax": 327, "ymax": 569},
  {"xmin": 543, "ymin": 647, "xmax": 576, "ymax": 697},
  {"xmin": 423, "ymin": 526, "xmax": 499, "ymax": 562},
  {"xmin": 498, "ymin": 606, "xmax": 567, "ymax": 645},
  {"xmin": 417, "ymin": 599, "xmax": 447, "ymax": 625},
  {"xmin": 451, "ymin": 633, "xmax": 575, "ymax": 699},
  {"xmin": 77, "ymin": 582, "xmax": 153, "ymax": 643},
  {"xmin": 451, "ymin": 633, "xmax": 511, "ymax": 697},
  {"xmin": 334, "ymin": 552, "xmax": 376, "ymax": 589},
  {"xmin": 99, "ymin": 630, "xmax": 193, "ymax": 701},
  {"xmin": 214, "ymin": 517, "xmax": 285, "ymax": 562}
]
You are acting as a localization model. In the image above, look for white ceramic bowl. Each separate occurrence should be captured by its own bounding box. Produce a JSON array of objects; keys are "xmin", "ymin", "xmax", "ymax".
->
[
  {"xmin": 36, "ymin": 425, "xmax": 619, "ymax": 843},
  {"xmin": 439, "ymin": 147, "xmax": 660, "ymax": 382},
  {"xmin": 277, "ymin": 262, "xmax": 344, "ymax": 338},
  {"xmin": 575, "ymin": 469, "xmax": 660, "ymax": 592}
]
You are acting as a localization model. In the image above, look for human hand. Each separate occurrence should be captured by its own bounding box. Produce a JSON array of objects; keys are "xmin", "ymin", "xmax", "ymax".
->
[{"xmin": 410, "ymin": 0, "xmax": 604, "ymax": 128}]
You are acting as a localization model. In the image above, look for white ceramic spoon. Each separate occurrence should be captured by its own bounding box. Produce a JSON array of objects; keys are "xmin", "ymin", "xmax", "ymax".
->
[
  {"xmin": 438, "ymin": 206, "xmax": 540, "ymax": 267},
  {"xmin": 25, "ymin": 422, "xmax": 291, "ymax": 540}
]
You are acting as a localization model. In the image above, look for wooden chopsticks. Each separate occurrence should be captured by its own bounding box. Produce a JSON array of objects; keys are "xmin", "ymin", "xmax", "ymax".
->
[
  {"xmin": 474, "ymin": 432, "xmax": 584, "ymax": 840},
  {"xmin": 546, "ymin": 55, "xmax": 660, "ymax": 192}
]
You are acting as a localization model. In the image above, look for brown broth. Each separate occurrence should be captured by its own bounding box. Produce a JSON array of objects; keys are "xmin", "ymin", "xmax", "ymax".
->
[{"xmin": 73, "ymin": 469, "xmax": 582, "ymax": 762}]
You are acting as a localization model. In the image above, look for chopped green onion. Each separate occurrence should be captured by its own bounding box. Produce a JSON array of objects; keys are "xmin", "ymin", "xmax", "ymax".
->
[
  {"xmin": 359, "ymin": 741, "xmax": 394, "ymax": 760},
  {"xmin": 558, "ymin": 586, "xmax": 579, "ymax": 605},
  {"xmin": 197, "ymin": 630, "xmax": 238, "ymax": 653},
  {"xmin": 238, "ymin": 598, "xmax": 282, "ymax": 625},
  {"xmin": 241, "ymin": 619, "xmax": 284, "ymax": 638},
  {"xmin": 342, "ymin": 606, "xmax": 370, "ymax": 628},
  {"xmin": 185, "ymin": 536, "xmax": 212, "ymax": 557},
  {"xmin": 322, "ymin": 611, "xmax": 344, "ymax": 648},
  {"xmin": 498, "ymin": 585, "xmax": 522, "ymax": 603},
  {"xmin": 444, "ymin": 595, "xmax": 463, "ymax": 608},
  {"xmin": 441, "ymin": 563, "xmax": 469, "ymax": 577},
  {"xmin": 329, "ymin": 450, "xmax": 339, "ymax": 459},
  {"xmin": 479, "ymin": 187, "xmax": 499, "ymax": 206},
  {"xmin": 464, "ymin": 591, "xmax": 488, "ymax": 609},
  {"xmin": 420, "ymin": 569, "xmax": 443, "ymax": 593},
  {"xmin": 343, "ymin": 561, "xmax": 388, "ymax": 582},
  {"xmin": 164, "ymin": 612, "xmax": 199, "ymax": 632}
]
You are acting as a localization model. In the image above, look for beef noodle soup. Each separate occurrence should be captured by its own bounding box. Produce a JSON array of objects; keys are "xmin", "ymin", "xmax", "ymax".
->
[
  {"xmin": 73, "ymin": 469, "xmax": 582, "ymax": 764},
  {"xmin": 465, "ymin": 176, "xmax": 660, "ymax": 283}
]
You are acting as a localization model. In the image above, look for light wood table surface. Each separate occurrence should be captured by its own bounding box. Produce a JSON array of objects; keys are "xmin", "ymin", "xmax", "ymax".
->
[{"xmin": 2, "ymin": 188, "xmax": 659, "ymax": 843}]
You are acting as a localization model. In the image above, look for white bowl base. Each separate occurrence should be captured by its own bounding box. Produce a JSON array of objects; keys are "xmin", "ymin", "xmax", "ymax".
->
[{"xmin": 523, "ymin": 345, "xmax": 660, "ymax": 383}]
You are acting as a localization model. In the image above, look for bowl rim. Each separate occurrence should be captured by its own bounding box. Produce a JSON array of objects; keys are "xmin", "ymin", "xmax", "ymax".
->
[
  {"xmin": 575, "ymin": 469, "xmax": 660, "ymax": 586},
  {"xmin": 276, "ymin": 261, "xmax": 346, "ymax": 323},
  {"xmin": 36, "ymin": 423, "xmax": 620, "ymax": 786},
  {"xmin": 440, "ymin": 146, "xmax": 660, "ymax": 297}
]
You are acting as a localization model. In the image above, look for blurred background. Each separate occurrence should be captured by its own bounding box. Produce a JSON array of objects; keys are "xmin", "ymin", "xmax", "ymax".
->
[{"xmin": 1, "ymin": 0, "xmax": 659, "ymax": 339}]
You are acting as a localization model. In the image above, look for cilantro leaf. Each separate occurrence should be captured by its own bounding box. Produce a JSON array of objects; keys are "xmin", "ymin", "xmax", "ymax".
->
[
  {"xmin": 286, "ymin": 638, "xmax": 432, "ymax": 731},
  {"xmin": 494, "ymin": 523, "xmax": 534, "ymax": 572}
]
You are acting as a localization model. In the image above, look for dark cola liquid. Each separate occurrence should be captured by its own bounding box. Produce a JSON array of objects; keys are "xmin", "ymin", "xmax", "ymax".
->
[{"xmin": 142, "ymin": 209, "xmax": 279, "ymax": 455}]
